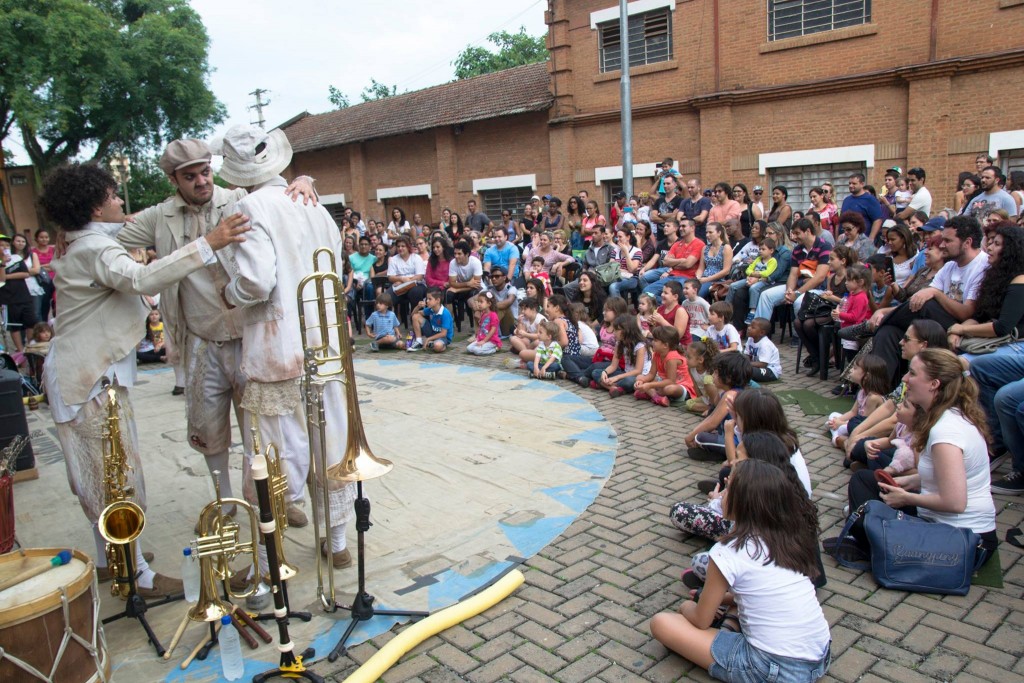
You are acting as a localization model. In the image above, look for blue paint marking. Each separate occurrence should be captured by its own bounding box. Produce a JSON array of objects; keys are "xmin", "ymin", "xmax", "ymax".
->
[
  {"xmin": 415, "ymin": 362, "xmax": 450, "ymax": 370},
  {"xmin": 539, "ymin": 481, "xmax": 603, "ymax": 514},
  {"xmin": 565, "ymin": 407, "xmax": 604, "ymax": 422},
  {"xmin": 372, "ymin": 359, "xmax": 407, "ymax": 367},
  {"xmin": 563, "ymin": 450, "xmax": 616, "ymax": 477},
  {"xmin": 488, "ymin": 371, "xmax": 524, "ymax": 382},
  {"xmin": 457, "ymin": 365, "xmax": 485, "ymax": 374},
  {"xmin": 424, "ymin": 561, "xmax": 516, "ymax": 612},
  {"xmin": 566, "ymin": 426, "xmax": 615, "ymax": 445},
  {"xmin": 544, "ymin": 392, "xmax": 587, "ymax": 405},
  {"xmin": 514, "ymin": 381, "xmax": 557, "ymax": 391},
  {"xmin": 500, "ymin": 516, "xmax": 577, "ymax": 557},
  {"xmin": 139, "ymin": 365, "xmax": 172, "ymax": 374}
]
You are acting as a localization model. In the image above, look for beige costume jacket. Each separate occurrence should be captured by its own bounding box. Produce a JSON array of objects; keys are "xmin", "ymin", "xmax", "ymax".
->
[{"xmin": 223, "ymin": 176, "xmax": 343, "ymax": 383}]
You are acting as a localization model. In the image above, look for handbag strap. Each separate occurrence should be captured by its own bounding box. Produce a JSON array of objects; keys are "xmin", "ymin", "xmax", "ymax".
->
[{"xmin": 830, "ymin": 505, "xmax": 871, "ymax": 570}]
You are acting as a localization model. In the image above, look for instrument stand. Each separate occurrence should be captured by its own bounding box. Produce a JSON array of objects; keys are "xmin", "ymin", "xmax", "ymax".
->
[
  {"xmin": 101, "ymin": 546, "xmax": 183, "ymax": 657},
  {"xmin": 196, "ymin": 620, "xmax": 220, "ymax": 661},
  {"xmin": 326, "ymin": 482, "xmax": 428, "ymax": 662}
]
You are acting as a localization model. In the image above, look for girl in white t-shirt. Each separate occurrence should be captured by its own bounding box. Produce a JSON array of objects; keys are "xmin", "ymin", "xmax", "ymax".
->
[{"xmin": 652, "ymin": 457, "xmax": 831, "ymax": 681}]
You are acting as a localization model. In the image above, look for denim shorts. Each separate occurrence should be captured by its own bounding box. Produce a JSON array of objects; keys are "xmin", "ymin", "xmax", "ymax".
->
[{"xmin": 709, "ymin": 630, "xmax": 830, "ymax": 683}]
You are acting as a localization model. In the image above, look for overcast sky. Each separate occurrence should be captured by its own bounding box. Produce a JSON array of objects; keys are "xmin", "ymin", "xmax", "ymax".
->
[{"xmin": 6, "ymin": 0, "xmax": 547, "ymax": 165}]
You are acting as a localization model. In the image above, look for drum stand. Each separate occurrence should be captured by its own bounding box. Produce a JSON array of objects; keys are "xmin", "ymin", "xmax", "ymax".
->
[
  {"xmin": 101, "ymin": 546, "xmax": 183, "ymax": 657},
  {"xmin": 326, "ymin": 482, "xmax": 428, "ymax": 662}
]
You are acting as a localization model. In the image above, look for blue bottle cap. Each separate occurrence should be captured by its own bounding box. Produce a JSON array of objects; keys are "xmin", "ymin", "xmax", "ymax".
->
[{"xmin": 221, "ymin": 615, "xmax": 232, "ymax": 625}]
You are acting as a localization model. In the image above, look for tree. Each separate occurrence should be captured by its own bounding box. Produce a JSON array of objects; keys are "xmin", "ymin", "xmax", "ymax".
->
[
  {"xmin": 327, "ymin": 85, "xmax": 350, "ymax": 109},
  {"xmin": 0, "ymin": 0, "xmax": 225, "ymax": 188},
  {"xmin": 453, "ymin": 28, "xmax": 548, "ymax": 80},
  {"xmin": 360, "ymin": 79, "xmax": 398, "ymax": 103}
]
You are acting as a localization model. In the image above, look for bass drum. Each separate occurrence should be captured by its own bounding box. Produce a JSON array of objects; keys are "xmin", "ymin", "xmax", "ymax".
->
[{"xmin": 0, "ymin": 548, "xmax": 110, "ymax": 682}]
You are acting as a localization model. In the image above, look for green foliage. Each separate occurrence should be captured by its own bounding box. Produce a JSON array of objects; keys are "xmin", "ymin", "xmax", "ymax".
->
[
  {"xmin": 0, "ymin": 0, "xmax": 225, "ymax": 185},
  {"xmin": 360, "ymin": 78, "xmax": 398, "ymax": 103},
  {"xmin": 114, "ymin": 153, "xmax": 172, "ymax": 213},
  {"xmin": 327, "ymin": 85, "xmax": 350, "ymax": 109},
  {"xmin": 453, "ymin": 28, "xmax": 548, "ymax": 80}
]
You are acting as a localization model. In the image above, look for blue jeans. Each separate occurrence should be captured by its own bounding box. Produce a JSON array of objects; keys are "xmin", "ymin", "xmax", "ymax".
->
[
  {"xmin": 642, "ymin": 275, "xmax": 689, "ymax": 303},
  {"xmin": 755, "ymin": 285, "xmax": 814, "ymax": 321},
  {"xmin": 968, "ymin": 342, "xmax": 1024, "ymax": 456},
  {"xmin": 609, "ymin": 277, "xmax": 640, "ymax": 299},
  {"xmin": 640, "ymin": 267, "xmax": 668, "ymax": 288},
  {"xmin": 747, "ymin": 281, "xmax": 769, "ymax": 312},
  {"xmin": 710, "ymin": 630, "xmax": 830, "ymax": 683},
  {"xmin": 588, "ymin": 363, "xmax": 637, "ymax": 391},
  {"xmin": 995, "ymin": 379, "xmax": 1024, "ymax": 472}
]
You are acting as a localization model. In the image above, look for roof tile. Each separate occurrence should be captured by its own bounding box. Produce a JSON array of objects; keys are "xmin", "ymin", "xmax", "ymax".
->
[{"xmin": 282, "ymin": 62, "xmax": 553, "ymax": 153}]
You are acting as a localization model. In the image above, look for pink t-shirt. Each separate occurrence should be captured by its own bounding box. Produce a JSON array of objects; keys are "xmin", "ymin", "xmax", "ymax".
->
[
  {"xmin": 476, "ymin": 311, "xmax": 502, "ymax": 348},
  {"xmin": 708, "ymin": 199, "xmax": 742, "ymax": 223}
]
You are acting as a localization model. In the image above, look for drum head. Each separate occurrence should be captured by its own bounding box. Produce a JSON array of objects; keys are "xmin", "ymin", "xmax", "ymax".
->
[{"xmin": 0, "ymin": 548, "xmax": 93, "ymax": 628}]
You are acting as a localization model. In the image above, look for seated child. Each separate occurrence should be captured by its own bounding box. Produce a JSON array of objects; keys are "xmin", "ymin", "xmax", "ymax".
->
[
  {"xmin": 364, "ymin": 293, "xmax": 406, "ymax": 351},
  {"xmin": 705, "ymin": 301, "xmax": 740, "ymax": 352},
  {"xmin": 634, "ymin": 325, "xmax": 696, "ymax": 407},
  {"xmin": 591, "ymin": 314, "xmax": 651, "ymax": 397},
  {"xmin": 743, "ymin": 317, "xmax": 781, "ymax": 382},
  {"xmin": 734, "ymin": 237, "xmax": 777, "ymax": 325},
  {"xmin": 136, "ymin": 308, "xmax": 166, "ymax": 363},
  {"xmin": 849, "ymin": 395, "xmax": 919, "ymax": 473},
  {"xmin": 571, "ymin": 302, "xmax": 600, "ymax": 360},
  {"xmin": 648, "ymin": 280, "xmax": 691, "ymax": 348},
  {"xmin": 685, "ymin": 353, "xmax": 752, "ymax": 463},
  {"xmin": 532, "ymin": 321, "xmax": 563, "ymax": 380},
  {"xmin": 827, "ymin": 354, "xmax": 888, "ymax": 449},
  {"xmin": 527, "ymin": 256, "xmax": 553, "ymax": 296},
  {"xmin": 409, "ymin": 287, "xmax": 454, "ymax": 353},
  {"xmin": 681, "ymin": 278, "xmax": 711, "ymax": 340},
  {"xmin": 636, "ymin": 293, "xmax": 657, "ymax": 339},
  {"xmin": 24, "ymin": 322, "xmax": 53, "ymax": 357},
  {"xmin": 832, "ymin": 264, "xmax": 872, "ymax": 362},
  {"xmin": 509, "ymin": 296, "xmax": 546, "ymax": 356},
  {"xmin": 467, "ymin": 290, "xmax": 502, "ymax": 355},
  {"xmin": 684, "ymin": 339, "xmax": 719, "ymax": 415}
]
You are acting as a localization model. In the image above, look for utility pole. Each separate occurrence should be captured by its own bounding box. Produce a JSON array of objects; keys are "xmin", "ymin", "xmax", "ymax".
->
[
  {"xmin": 248, "ymin": 89, "xmax": 271, "ymax": 128},
  {"xmin": 619, "ymin": 0, "xmax": 633, "ymax": 198}
]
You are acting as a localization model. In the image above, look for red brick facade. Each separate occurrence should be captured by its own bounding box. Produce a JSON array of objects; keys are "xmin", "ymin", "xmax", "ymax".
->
[{"xmin": 284, "ymin": 0, "xmax": 1024, "ymax": 220}]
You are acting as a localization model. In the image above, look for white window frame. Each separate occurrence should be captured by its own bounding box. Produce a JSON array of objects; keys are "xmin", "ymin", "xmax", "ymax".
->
[
  {"xmin": 595, "ymin": 160, "xmax": 675, "ymax": 186},
  {"xmin": 376, "ymin": 184, "xmax": 431, "ymax": 203},
  {"xmin": 767, "ymin": 0, "xmax": 872, "ymax": 42},
  {"xmin": 989, "ymin": 129, "xmax": 1024, "ymax": 160},
  {"xmin": 319, "ymin": 193, "xmax": 346, "ymax": 205},
  {"xmin": 472, "ymin": 174, "xmax": 537, "ymax": 195},
  {"xmin": 758, "ymin": 145, "xmax": 874, "ymax": 175},
  {"xmin": 590, "ymin": 0, "xmax": 676, "ymax": 29}
]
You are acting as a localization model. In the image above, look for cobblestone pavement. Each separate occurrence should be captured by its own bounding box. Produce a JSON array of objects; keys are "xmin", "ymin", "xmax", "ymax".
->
[{"xmin": 306, "ymin": 332, "xmax": 1024, "ymax": 683}]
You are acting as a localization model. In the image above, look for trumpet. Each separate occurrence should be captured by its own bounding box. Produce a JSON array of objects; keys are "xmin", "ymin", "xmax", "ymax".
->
[
  {"xmin": 250, "ymin": 418, "xmax": 298, "ymax": 582},
  {"xmin": 298, "ymin": 248, "xmax": 393, "ymax": 612},
  {"xmin": 188, "ymin": 471, "xmax": 261, "ymax": 623},
  {"xmin": 96, "ymin": 384, "xmax": 146, "ymax": 598}
]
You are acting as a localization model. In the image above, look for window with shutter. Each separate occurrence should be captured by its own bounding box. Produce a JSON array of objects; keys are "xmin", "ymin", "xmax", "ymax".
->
[
  {"xmin": 768, "ymin": 162, "xmax": 868, "ymax": 210},
  {"xmin": 481, "ymin": 187, "xmax": 535, "ymax": 222},
  {"xmin": 768, "ymin": 0, "xmax": 871, "ymax": 42},
  {"xmin": 598, "ymin": 8, "xmax": 673, "ymax": 74}
]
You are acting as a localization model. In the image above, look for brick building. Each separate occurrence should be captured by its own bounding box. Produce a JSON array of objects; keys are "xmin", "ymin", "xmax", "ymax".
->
[{"xmin": 282, "ymin": 0, "xmax": 1024, "ymax": 223}]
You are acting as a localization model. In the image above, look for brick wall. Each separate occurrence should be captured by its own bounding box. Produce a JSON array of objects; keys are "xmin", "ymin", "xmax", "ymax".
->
[{"xmin": 288, "ymin": 0, "xmax": 1024, "ymax": 220}]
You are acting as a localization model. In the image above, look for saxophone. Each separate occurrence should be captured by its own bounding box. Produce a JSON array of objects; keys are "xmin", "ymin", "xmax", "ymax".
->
[{"xmin": 96, "ymin": 384, "xmax": 146, "ymax": 597}]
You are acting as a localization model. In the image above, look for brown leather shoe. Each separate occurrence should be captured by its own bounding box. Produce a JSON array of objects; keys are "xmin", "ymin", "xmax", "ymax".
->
[
  {"xmin": 96, "ymin": 551, "xmax": 156, "ymax": 583},
  {"xmin": 320, "ymin": 541, "xmax": 353, "ymax": 569},
  {"xmin": 286, "ymin": 504, "xmax": 308, "ymax": 528},
  {"xmin": 135, "ymin": 573, "xmax": 184, "ymax": 600}
]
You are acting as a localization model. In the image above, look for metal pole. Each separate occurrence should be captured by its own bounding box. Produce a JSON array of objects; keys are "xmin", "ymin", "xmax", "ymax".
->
[{"xmin": 619, "ymin": 0, "xmax": 633, "ymax": 198}]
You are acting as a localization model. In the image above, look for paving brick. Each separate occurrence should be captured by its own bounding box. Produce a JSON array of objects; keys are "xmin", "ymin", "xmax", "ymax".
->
[
  {"xmin": 467, "ymin": 653, "xmax": 521, "ymax": 683},
  {"xmin": 429, "ymin": 643, "xmax": 481, "ymax": 676},
  {"xmin": 900, "ymin": 624, "xmax": 946, "ymax": 655},
  {"xmin": 828, "ymin": 647, "xmax": 877, "ymax": 683},
  {"xmin": 554, "ymin": 630, "xmax": 608, "ymax": 662},
  {"xmin": 596, "ymin": 639, "xmax": 654, "ymax": 674},
  {"xmin": 510, "ymin": 641, "xmax": 568, "ymax": 675},
  {"xmin": 917, "ymin": 648, "xmax": 969, "ymax": 680},
  {"xmin": 421, "ymin": 666, "xmax": 473, "ymax": 683},
  {"xmin": 555, "ymin": 610, "xmax": 603, "ymax": 639},
  {"xmin": 380, "ymin": 653, "xmax": 441, "ymax": 683},
  {"xmin": 555, "ymin": 652, "xmax": 613, "ymax": 683}
]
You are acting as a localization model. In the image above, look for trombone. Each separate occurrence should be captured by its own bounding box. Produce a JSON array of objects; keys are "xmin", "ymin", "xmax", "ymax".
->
[{"xmin": 298, "ymin": 248, "xmax": 393, "ymax": 612}]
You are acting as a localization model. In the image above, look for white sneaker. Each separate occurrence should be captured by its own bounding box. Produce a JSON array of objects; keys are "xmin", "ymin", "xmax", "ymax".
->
[{"xmin": 407, "ymin": 340, "xmax": 423, "ymax": 351}]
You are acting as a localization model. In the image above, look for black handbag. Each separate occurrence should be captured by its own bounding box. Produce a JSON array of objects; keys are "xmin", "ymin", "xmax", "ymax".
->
[{"xmin": 797, "ymin": 292, "xmax": 836, "ymax": 320}]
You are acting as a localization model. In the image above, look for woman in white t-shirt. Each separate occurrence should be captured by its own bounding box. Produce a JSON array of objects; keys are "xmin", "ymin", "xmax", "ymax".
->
[
  {"xmin": 874, "ymin": 350, "xmax": 997, "ymax": 551},
  {"xmin": 652, "ymin": 457, "xmax": 830, "ymax": 682},
  {"xmin": 386, "ymin": 207, "xmax": 412, "ymax": 240}
]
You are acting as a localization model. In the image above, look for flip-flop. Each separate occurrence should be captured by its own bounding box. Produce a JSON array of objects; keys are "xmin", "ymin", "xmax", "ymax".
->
[
  {"xmin": 712, "ymin": 611, "xmax": 741, "ymax": 633},
  {"xmin": 681, "ymin": 569, "xmax": 705, "ymax": 590}
]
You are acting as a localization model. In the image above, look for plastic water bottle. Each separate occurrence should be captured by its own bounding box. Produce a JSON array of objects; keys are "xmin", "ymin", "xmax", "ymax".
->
[
  {"xmin": 219, "ymin": 614, "xmax": 244, "ymax": 680},
  {"xmin": 180, "ymin": 548, "xmax": 200, "ymax": 603}
]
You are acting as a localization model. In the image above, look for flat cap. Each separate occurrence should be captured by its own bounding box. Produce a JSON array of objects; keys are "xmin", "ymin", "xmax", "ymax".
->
[{"xmin": 159, "ymin": 139, "xmax": 212, "ymax": 175}]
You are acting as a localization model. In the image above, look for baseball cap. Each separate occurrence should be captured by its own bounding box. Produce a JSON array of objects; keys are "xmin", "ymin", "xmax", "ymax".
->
[
  {"xmin": 881, "ymin": 219, "xmax": 897, "ymax": 230},
  {"xmin": 753, "ymin": 185, "xmax": 764, "ymax": 193},
  {"xmin": 887, "ymin": 166, "xmax": 903, "ymax": 176},
  {"xmin": 490, "ymin": 265, "xmax": 508, "ymax": 276},
  {"xmin": 159, "ymin": 139, "xmax": 213, "ymax": 175},
  {"xmin": 920, "ymin": 216, "xmax": 946, "ymax": 232},
  {"xmin": 530, "ymin": 195, "xmax": 541, "ymax": 201},
  {"xmin": 542, "ymin": 194, "xmax": 552, "ymax": 201}
]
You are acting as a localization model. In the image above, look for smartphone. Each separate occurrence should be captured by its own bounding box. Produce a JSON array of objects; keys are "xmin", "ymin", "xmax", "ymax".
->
[
  {"xmin": 885, "ymin": 256, "xmax": 896, "ymax": 282},
  {"xmin": 874, "ymin": 470, "xmax": 899, "ymax": 488}
]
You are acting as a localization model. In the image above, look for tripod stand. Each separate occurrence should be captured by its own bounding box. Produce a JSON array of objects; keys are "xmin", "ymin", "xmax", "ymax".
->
[
  {"xmin": 326, "ymin": 481, "xmax": 428, "ymax": 662},
  {"xmin": 101, "ymin": 544, "xmax": 183, "ymax": 657}
]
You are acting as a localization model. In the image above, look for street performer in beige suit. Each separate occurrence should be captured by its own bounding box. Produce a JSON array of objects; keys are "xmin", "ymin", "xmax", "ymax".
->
[
  {"xmin": 216, "ymin": 124, "xmax": 357, "ymax": 575},
  {"xmin": 39, "ymin": 163, "xmax": 249, "ymax": 597},
  {"xmin": 116, "ymin": 141, "xmax": 315, "ymax": 528}
]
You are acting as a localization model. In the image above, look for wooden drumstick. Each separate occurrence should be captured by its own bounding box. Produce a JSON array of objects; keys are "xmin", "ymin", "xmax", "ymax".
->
[
  {"xmin": 180, "ymin": 622, "xmax": 220, "ymax": 670},
  {"xmin": 162, "ymin": 612, "xmax": 192, "ymax": 660},
  {"xmin": 0, "ymin": 550, "xmax": 71, "ymax": 592},
  {"xmin": 233, "ymin": 607, "xmax": 273, "ymax": 644},
  {"xmin": 230, "ymin": 613, "xmax": 259, "ymax": 650}
]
